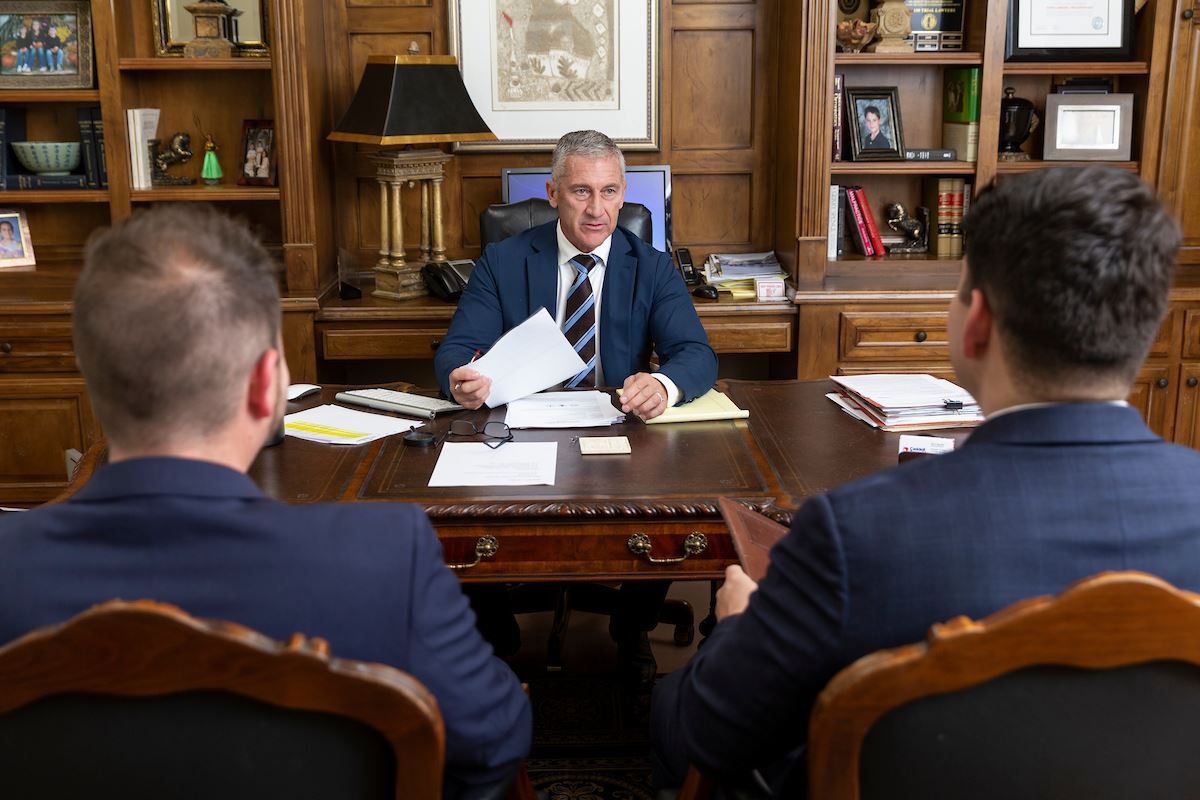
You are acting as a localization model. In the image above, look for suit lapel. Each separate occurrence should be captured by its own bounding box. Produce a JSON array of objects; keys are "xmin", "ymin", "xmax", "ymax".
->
[
  {"xmin": 600, "ymin": 230, "xmax": 633, "ymax": 384},
  {"xmin": 526, "ymin": 222, "xmax": 559, "ymax": 319}
]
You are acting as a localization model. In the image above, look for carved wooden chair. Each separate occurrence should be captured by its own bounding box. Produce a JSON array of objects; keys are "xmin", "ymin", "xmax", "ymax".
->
[{"xmin": 0, "ymin": 599, "xmax": 533, "ymax": 800}]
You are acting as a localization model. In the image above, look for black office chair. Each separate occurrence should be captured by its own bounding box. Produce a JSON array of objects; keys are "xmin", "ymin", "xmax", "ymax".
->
[{"xmin": 479, "ymin": 197, "xmax": 653, "ymax": 249}]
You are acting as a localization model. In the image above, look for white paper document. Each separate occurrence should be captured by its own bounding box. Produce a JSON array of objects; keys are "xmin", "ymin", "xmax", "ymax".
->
[
  {"xmin": 471, "ymin": 309, "xmax": 586, "ymax": 408},
  {"xmin": 504, "ymin": 391, "xmax": 625, "ymax": 428},
  {"xmin": 428, "ymin": 442, "xmax": 558, "ymax": 487},
  {"xmin": 284, "ymin": 404, "xmax": 419, "ymax": 445}
]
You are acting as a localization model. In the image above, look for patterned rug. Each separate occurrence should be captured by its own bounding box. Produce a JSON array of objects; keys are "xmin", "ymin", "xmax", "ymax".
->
[{"xmin": 525, "ymin": 673, "xmax": 656, "ymax": 800}]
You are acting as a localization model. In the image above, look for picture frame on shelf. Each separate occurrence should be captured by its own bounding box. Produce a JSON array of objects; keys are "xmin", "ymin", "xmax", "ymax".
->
[
  {"xmin": 237, "ymin": 119, "xmax": 276, "ymax": 186},
  {"xmin": 448, "ymin": 0, "xmax": 659, "ymax": 151},
  {"xmin": 0, "ymin": 209, "xmax": 36, "ymax": 269},
  {"xmin": 1006, "ymin": 0, "xmax": 1134, "ymax": 62},
  {"xmin": 846, "ymin": 86, "xmax": 905, "ymax": 162},
  {"xmin": 1043, "ymin": 93, "xmax": 1134, "ymax": 161},
  {"xmin": 0, "ymin": 1, "xmax": 94, "ymax": 90},
  {"xmin": 151, "ymin": 0, "xmax": 269, "ymax": 58}
]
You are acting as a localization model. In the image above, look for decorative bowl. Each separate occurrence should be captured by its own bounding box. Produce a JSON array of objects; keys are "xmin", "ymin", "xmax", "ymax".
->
[
  {"xmin": 12, "ymin": 142, "xmax": 81, "ymax": 176},
  {"xmin": 836, "ymin": 20, "xmax": 878, "ymax": 54}
]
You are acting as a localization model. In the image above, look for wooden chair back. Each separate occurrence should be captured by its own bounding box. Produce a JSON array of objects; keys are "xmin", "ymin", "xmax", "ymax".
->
[
  {"xmin": 0, "ymin": 600, "xmax": 445, "ymax": 799},
  {"xmin": 809, "ymin": 571, "xmax": 1200, "ymax": 799}
]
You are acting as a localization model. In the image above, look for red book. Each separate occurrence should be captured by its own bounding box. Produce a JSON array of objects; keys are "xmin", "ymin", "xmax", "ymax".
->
[
  {"xmin": 852, "ymin": 187, "xmax": 886, "ymax": 256},
  {"xmin": 844, "ymin": 185, "xmax": 873, "ymax": 256}
]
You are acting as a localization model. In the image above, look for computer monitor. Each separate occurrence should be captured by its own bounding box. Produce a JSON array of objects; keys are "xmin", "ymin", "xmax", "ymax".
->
[{"xmin": 501, "ymin": 165, "xmax": 673, "ymax": 254}]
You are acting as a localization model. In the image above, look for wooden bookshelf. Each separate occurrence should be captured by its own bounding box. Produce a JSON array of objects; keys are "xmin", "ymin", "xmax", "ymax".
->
[
  {"xmin": 0, "ymin": 90, "xmax": 101, "ymax": 103},
  {"xmin": 130, "ymin": 186, "xmax": 281, "ymax": 202},
  {"xmin": 118, "ymin": 58, "xmax": 272, "ymax": 71},
  {"xmin": 835, "ymin": 52, "xmax": 984, "ymax": 66},
  {"xmin": 1003, "ymin": 61, "xmax": 1150, "ymax": 75},
  {"xmin": 830, "ymin": 161, "xmax": 977, "ymax": 175},
  {"xmin": 0, "ymin": 190, "xmax": 110, "ymax": 204},
  {"xmin": 995, "ymin": 160, "xmax": 1140, "ymax": 174}
]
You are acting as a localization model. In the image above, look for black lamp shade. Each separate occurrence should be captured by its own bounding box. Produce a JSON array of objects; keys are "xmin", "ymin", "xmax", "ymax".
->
[{"xmin": 328, "ymin": 55, "xmax": 496, "ymax": 146}]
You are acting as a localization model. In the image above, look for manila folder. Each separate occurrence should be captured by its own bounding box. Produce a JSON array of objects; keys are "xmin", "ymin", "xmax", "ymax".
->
[{"xmin": 718, "ymin": 497, "xmax": 789, "ymax": 582}]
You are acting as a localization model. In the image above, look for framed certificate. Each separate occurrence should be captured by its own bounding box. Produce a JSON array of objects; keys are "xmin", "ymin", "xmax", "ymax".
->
[{"xmin": 1006, "ymin": 0, "xmax": 1134, "ymax": 62}]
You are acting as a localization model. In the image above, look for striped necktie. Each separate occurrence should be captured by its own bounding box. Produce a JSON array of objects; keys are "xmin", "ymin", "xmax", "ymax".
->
[{"xmin": 564, "ymin": 253, "xmax": 598, "ymax": 388}]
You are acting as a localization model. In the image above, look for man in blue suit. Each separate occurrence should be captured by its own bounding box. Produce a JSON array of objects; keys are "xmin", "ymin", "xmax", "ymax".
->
[
  {"xmin": 435, "ymin": 129, "xmax": 717, "ymax": 420},
  {"xmin": 651, "ymin": 166, "xmax": 1200, "ymax": 795},
  {"xmin": 0, "ymin": 206, "xmax": 531, "ymax": 798}
]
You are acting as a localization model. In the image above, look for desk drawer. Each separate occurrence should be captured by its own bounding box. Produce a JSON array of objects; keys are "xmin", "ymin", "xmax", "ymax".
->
[
  {"xmin": 0, "ymin": 321, "xmax": 76, "ymax": 373},
  {"xmin": 839, "ymin": 312, "xmax": 949, "ymax": 362},
  {"xmin": 322, "ymin": 328, "xmax": 448, "ymax": 360},
  {"xmin": 704, "ymin": 319, "xmax": 794, "ymax": 353}
]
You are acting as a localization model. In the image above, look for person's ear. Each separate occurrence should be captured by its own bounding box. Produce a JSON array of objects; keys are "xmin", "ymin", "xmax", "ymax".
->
[
  {"xmin": 246, "ymin": 348, "xmax": 280, "ymax": 421},
  {"xmin": 960, "ymin": 288, "xmax": 993, "ymax": 360},
  {"xmin": 546, "ymin": 180, "xmax": 558, "ymax": 209}
]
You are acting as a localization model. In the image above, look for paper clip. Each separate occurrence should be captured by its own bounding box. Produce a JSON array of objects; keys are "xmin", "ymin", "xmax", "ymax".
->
[{"xmin": 942, "ymin": 399, "xmax": 964, "ymax": 411}]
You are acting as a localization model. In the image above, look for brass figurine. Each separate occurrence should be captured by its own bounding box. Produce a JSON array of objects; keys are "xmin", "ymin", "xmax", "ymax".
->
[
  {"xmin": 151, "ymin": 132, "xmax": 195, "ymax": 186},
  {"xmin": 884, "ymin": 202, "xmax": 929, "ymax": 254}
]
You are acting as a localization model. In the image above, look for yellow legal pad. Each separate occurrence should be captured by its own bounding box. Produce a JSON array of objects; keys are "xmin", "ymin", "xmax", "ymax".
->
[
  {"xmin": 284, "ymin": 421, "xmax": 370, "ymax": 439},
  {"xmin": 641, "ymin": 388, "xmax": 750, "ymax": 425}
]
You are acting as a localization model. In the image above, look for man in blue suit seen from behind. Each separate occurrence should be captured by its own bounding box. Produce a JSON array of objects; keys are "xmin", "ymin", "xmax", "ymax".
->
[
  {"xmin": 435, "ymin": 129, "xmax": 717, "ymax": 682},
  {"xmin": 0, "ymin": 205, "xmax": 531, "ymax": 798},
  {"xmin": 651, "ymin": 166, "xmax": 1200, "ymax": 795}
]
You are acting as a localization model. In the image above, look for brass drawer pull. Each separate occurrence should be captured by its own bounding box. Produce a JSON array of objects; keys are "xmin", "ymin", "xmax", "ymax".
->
[
  {"xmin": 627, "ymin": 532, "xmax": 708, "ymax": 564},
  {"xmin": 447, "ymin": 535, "xmax": 499, "ymax": 570}
]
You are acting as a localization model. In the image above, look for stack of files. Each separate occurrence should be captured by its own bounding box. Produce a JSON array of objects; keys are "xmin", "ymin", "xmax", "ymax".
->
[
  {"xmin": 827, "ymin": 374, "xmax": 983, "ymax": 432},
  {"xmin": 702, "ymin": 251, "xmax": 786, "ymax": 300},
  {"xmin": 284, "ymin": 404, "xmax": 419, "ymax": 445},
  {"xmin": 505, "ymin": 391, "xmax": 625, "ymax": 428}
]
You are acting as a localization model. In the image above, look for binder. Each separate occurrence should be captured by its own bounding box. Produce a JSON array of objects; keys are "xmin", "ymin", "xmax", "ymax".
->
[{"xmin": 718, "ymin": 497, "xmax": 789, "ymax": 582}]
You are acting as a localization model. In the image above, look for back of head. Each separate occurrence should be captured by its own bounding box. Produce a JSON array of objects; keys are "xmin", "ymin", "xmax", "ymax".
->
[
  {"xmin": 73, "ymin": 205, "xmax": 280, "ymax": 448},
  {"xmin": 963, "ymin": 167, "xmax": 1179, "ymax": 392},
  {"xmin": 550, "ymin": 129, "xmax": 626, "ymax": 184}
]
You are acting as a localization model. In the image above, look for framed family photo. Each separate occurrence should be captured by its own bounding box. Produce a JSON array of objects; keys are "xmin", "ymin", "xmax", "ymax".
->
[
  {"xmin": 846, "ymin": 86, "xmax": 905, "ymax": 161},
  {"xmin": 0, "ymin": 210, "xmax": 36, "ymax": 269},
  {"xmin": 238, "ymin": 120, "xmax": 276, "ymax": 186},
  {"xmin": 0, "ymin": 1, "xmax": 94, "ymax": 90},
  {"xmin": 448, "ymin": 0, "xmax": 659, "ymax": 151}
]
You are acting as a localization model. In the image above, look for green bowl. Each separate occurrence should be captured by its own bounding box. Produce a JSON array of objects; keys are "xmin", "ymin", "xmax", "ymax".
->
[{"xmin": 12, "ymin": 141, "xmax": 81, "ymax": 176}]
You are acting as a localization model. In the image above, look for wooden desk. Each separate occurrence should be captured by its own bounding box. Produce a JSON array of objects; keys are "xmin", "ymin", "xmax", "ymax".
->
[{"xmin": 65, "ymin": 381, "xmax": 975, "ymax": 582}]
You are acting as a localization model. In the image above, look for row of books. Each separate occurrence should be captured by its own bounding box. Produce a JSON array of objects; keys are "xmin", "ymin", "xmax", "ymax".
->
[
  {"xmin": 0, "ymin": 107, "xmax": 108, "ymax": 190},
  {"xmin": 827, "ymin": 178, "xmax": 972, "ymax": 259},
  {"xmin": 832, "ymin": 67, "xmax": 980, "ymax": 163}
]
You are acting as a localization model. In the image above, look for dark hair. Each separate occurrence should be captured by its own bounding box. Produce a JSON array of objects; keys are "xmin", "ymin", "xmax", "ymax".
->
[
  {"xmin": 963, "ymin": 167, "xmax": 1179, "ymax": 388},
  {"xmin": 73, "ymin": 205, "xmax": 280, "ymax": 446},
  {"xmin": 863, "ymin": 105, "xmax": 882, "ymax": 119}
]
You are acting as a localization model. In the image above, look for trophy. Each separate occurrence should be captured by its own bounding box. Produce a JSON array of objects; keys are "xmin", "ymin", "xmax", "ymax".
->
[{"xmin": 999, "ymin": 87, "xmax": 1039, "ymax": 162}]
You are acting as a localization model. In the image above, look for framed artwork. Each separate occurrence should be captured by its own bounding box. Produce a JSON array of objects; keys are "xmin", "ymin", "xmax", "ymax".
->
[
  {"xmin": 0, "ymin": 1, "xmax": 94, "ymax": 90},
  {"xmin": 1006, "ymin": 0, "xmax": 1134, "ymax": 62},
  {"xmin": 152, "ymin": 0, "xmax": 269, "ymax": 58},
  {"xmin": 846, "ymin": 86, "xmax": 905, "ymax": 162},
  {"xmin": 448, "ymin": 0, "xmax": 659, "ymax": 151},
  {"xmin": 238, "ymin": 120, "xmax": 276, "ymax": 186},
  {"xmin": 1043, "ymin": 93, "xmax": 1134, "ymax": 161},
  {"xmin": 0, "ymin": 209, "xmax": 36, "ymax": 269}
]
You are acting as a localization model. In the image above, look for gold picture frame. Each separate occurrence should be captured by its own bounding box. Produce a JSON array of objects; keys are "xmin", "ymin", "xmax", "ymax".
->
[
  {"xmin": 0, "ymin": 209, "xmax": 37, "ymax": 269},
  {"xmin": 151, "ymin": 0, "xmax": 269, "ymax": 58},
  {"xmin": 0, "ymin": 1, "xmax": 94, "ymax": 90}
]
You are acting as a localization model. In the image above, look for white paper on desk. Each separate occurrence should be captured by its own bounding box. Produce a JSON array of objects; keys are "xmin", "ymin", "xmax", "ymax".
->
[
  {"xmin": 428, "ymin": 442, "xmax": 558, "ymax": 486},
  {"xmin": 472, "ymin": 309, "xmax": 586, "ymax": 408},
  {"xmin": 505, "ymin": 391, "xmax": 625, "ymax": 428},
  {"xmin": 284, "ymin": 404, "xmax": 418, "ymax": 445}
]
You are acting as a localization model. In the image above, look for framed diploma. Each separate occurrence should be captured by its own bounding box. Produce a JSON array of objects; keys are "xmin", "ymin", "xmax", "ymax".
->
[{"xmin": 1006, "ymin": 0, "xmax": 1134, "ymax": 62}]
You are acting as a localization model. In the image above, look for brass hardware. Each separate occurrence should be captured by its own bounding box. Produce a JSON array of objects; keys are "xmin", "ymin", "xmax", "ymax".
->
[
  {"xmin": 447, "ymin": 535, "xmax": 499, "ymax": 570},
  {"xmin": 627, "ymin": 532, "xmax": 708, "ymax": 564},
  {"xmin": 914, "ymin": 330, "xmax": 927, "ymax": 343}
]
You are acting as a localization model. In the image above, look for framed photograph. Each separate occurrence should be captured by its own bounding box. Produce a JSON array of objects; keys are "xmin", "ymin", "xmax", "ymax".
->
[
  {"xmin": 1043, "ymin": 93, "xmax": 1134, "ymax": 161},
  {"xmin": 0, "ymin": 1, "xmax": 94, "ymax": 90},
  {"xmin": 0, "ymin": 210, "xmax": 36, "ymax": 269},
  {"xmin": 152, "ymin": 0, "xmax": 269, "ymax": 58},
  {"xmin": 238, "ymin": 120, "xmax": 276, "ymax": 186},
  {"xmin": 846, "ymin": 86, "xmax": 905, "ymax": 161},
  {"xmin": 1006, "ymin": 0, "xmax": 1133, "ymax": 62},
  {"xmin": 448, "ymin": 0, "xmax": 659, "ymax": 151}
]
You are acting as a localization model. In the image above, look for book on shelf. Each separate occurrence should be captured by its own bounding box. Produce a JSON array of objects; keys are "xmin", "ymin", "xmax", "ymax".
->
[
  {"xmin": 77, "ymin": 107, "xmax": 99, "ymax": 189},
  {"xmin": 0, "ymin": 109, "xmax": 9, "ymax": 186},
  {"xmin": 827, "ymin": 185, "xmax": 840, "ymax": 259},
  {"xmin": 92, "ymin": 108, "xmax": 108, "ymax": 189},
  {"xmin": 4, "ymin": 174, "xmax": 89, "ymax": 190},
  {"xmin": 852, "ymin": 186, "xmax": 885, "ymax": 256},
  {"xmin": 923, "ymin": 177, "xmax": 964, "ymax": 258},
  {"xmin": 942, "ymin": 66, "xmax": 981, "ymax": 163},
  {"xmin": 832, "ymin": 73, "xmax": 844, "ymax": 162},
  {"xmin": 905, "ymin": 0, "xmax": 965, "ymax": 51},
  {"xmin": 843, "ymin": 185, "xmax": 873, "ymax": 256},
  {"xmin": 905, "ymin": 148, "xmax": 956, "ymax": 161},
  {"xmin": 0, "ymin": 107, "xmax": 27, "ymax": 192},
  {"xmin": 126, "ymin": 108, "xmax": 160, "ymax": 190}
]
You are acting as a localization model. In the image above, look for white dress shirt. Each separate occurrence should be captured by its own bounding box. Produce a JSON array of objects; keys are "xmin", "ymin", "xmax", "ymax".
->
[{"xmin": 555, "ymin": 222, "xmax": 681, "ymax": 404}]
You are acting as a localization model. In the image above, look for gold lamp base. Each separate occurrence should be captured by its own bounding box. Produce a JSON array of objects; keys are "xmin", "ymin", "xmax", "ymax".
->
[{"xmin": 369, "ymin": 148, "xmax": 453, "ymax": 301}]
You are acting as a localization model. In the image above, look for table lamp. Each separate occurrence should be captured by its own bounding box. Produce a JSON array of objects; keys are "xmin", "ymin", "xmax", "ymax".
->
[{"xmin": 329, "ymin": 53, "xmax": 496, "ymax": 301}]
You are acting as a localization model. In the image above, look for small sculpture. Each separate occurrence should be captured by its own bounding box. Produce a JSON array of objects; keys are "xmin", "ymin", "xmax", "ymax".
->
[
  {"xmin": 884, "ymin": 202, "xmax": 929, "ymax": 254},
  {"xmin": 869, "ymin": 0, "xmax": 914, "ymax": 54},
  {"xmin": 195, "ymin": 115, "xmax": 222, "ymax": 185},
  {"xmin": 150, "ymin": 132, "xmax": 195, "ymax": 187},
  {"xmin": 836, "ymin": 19, "xmax": 878, "ymax": 53}
]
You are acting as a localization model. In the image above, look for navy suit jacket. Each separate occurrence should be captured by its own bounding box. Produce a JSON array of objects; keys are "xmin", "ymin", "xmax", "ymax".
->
[
  {"xmin": 434, "ymin": 221, "xmax": 717, "ymax": 402},
  {"xmin": 652, "ymin": 404, "xmax": 1200, "ymax": 794},
  {"xmin": 0, "ymin": 457, "xmax": 531, "ymax": 792}
]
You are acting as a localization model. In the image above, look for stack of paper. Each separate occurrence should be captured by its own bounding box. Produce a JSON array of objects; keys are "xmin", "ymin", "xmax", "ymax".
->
[
  {"xmin": 702, "ymin": 251, "xmax": 787, "ymax": 300},
  {"xmin": 126, "ymin": 108, "xmax": 160, "ymax": 190},
  {"xmin": 470, "ymin": 308, "xmax": 587, "ymax": 408},
  {"xmin": 505, "ymin": 391, "xmax": 625, "ymax": 428},
  {"xmin": 284, "ymin": 404, "xmax": 419, "ymax": 445},
  {"xmin": 828, "ymin": 374, "xmax": 983, "ymax": 432}
]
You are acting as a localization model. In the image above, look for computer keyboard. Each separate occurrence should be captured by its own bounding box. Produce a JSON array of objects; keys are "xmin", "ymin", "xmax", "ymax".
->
[{"xmin": 335, "ymin": 388, "xmax": 464, "ymax": 420}]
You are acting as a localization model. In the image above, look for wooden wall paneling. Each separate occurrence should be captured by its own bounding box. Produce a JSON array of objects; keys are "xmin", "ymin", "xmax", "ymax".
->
[
  {"xmin": 796, "ymin": 0, "xmax": 835, "ymax": 283},
  {"xmin": 772, "ymin": 0, "xmax": 804, "ymax": 280},
  {"xmin": 973, "ymin": 0, "xmax": 1009, "ymax": 191},
  {"xmin": 670, "ymin": 29, "xmax": 754, "ymax": 150},
  {"xmin": 282, "ymin": 298, "xmax": 319, "ymax": 383},
  {"xmin": 673, "ymin": 173, "xmax": 753, "ymax": 245},
  {"xmin": 0, "ymin": 376, "xmax": 98, "ymax": 506},
  {"xmin": 1137, "ymin": 0, "xmax": 1174, "ymax": 186},
  {"xmin": 1158, "ymin": 0, "xmax": 1200, "ymax": 262},
  {"xmin": 94, "ymin": 0, "xmax": 132, "ymax": 220}
]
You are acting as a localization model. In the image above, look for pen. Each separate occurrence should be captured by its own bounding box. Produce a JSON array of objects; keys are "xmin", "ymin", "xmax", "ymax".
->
[{"xmin": 470, "ymin": 348, "xmax": 482, "ymax": 364}]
